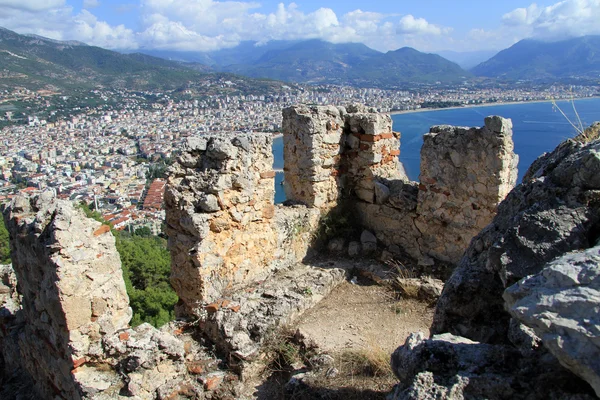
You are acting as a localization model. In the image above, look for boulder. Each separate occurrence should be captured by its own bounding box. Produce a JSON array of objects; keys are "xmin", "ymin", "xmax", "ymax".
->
[
  {"xmin": 432, "ymin": 139, "xmax": 600, "ymax": 343},
  {"xmin": 389, "ymin": 332, "xmax": 595, "ymax": 400},
  {"xmin": 504, "ymin": 245, "xmax": 600, "ymax": 397}
]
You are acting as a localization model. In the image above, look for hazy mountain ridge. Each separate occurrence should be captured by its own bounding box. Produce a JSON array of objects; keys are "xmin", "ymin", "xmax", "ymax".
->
[
  {"xmin": 159, "ymin": 39, "xmax": 471, "ymax": 87},
  {"xmin": 471, "ymin": 36, "xmax": 600, "ymax": 80}
]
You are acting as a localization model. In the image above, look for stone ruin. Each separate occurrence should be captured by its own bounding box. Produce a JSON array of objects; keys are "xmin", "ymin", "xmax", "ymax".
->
[
  {"xmin": 5, "ymin": 103, "xmax": 597, "ymax": 399},
  {"xmin": 282, "ymin": 103, "xmax": 518, "ymax": 265}
]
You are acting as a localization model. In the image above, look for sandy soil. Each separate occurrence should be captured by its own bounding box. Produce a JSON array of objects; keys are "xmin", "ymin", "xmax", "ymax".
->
[{"xmin": 292, "ymin": 281, "xmax": 433, "ymax": 354}]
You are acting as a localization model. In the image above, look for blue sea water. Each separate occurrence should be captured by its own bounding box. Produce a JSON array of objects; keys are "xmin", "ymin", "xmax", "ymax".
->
[{"xmin": 273, "ymin": 98, "xmax": 600, "ymax": 203}]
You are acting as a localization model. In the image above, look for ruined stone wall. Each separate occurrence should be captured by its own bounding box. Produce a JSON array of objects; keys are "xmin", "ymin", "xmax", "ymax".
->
[
  {"xmin": 344, "ymin": 104, "xmax": 406, "ymax": 203},
  {"xmin": 282, "ymin": 105, "xmax": 347, "ymax": 209},
  {"xmin": 1, "ymin": 192, "xmax": 132, "ymax": 399},
  {"xmin": 283, "ymin": 103, "xmax": 406, "ymax": 208},
  {"xmin": 415, "ymin": 117, "xmax": 518, "ymax": 263},
  {"xmin": 0, "ymin": 193, "xmax": 244, "ymax": 399},
  {"xmin": 165, "ymin": 133, "xmax": 320, "ymax": 317},
  {"xmin": 282, "ymin": 106, "xmax": 517, "ymax": 266}
]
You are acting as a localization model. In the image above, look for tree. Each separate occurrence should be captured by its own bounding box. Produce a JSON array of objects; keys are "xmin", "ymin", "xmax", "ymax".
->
[
  {"xmin": 114, "ymin": 233, "xmax": 177, "ymax": 328},
  {"xmin": 0, "ymin": 218, "xmax": 11, "ymax": 264}
]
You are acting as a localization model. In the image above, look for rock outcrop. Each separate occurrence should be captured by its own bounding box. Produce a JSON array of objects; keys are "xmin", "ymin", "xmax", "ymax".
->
[
  {"xmin": 390, "ymin": 331, "xmax": 594, "ymax": 400},
  {"xmin": 433, "ymin": 138, "xmax": 600, "ymax": 343},
  {"xmin": 392, "ymin": 136, "xmax": 600, "ymax": 399},
  {"xmin": 505, "ymin": 245, "xmax": 600, "ymax": 397}
]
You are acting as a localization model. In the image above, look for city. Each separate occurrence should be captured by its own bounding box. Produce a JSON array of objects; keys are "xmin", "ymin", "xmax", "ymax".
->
[{"xmin": 0, "ymin": 81, "xmax": 597, "ymax": 233}]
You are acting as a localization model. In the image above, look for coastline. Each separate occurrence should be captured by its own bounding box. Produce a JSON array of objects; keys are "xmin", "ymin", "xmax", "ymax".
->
[{"xmin": 389, "ymin": 96, "xmax": 600, "ymax": 115}]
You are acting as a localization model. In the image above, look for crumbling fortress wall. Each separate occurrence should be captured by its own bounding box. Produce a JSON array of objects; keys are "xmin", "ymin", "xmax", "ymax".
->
[
  {"xmin": 165, "ymin": 133, "xmax": 322, "ymax": 316},
  {"xmin": 1, "ymin": 192, "xmax": 132, "ymax": 398},
  {"xmin": 282, "ymin": 104, "xmax": 404, "ymax": 208},
  {"xmin": 163, "ymin": 104, "xmax": 518, "ymax": 323},
  {"xmin": 0, "ymin": 193, "xmax": 245, "ymax": 399},
  {"xmin": 283, "ymin": 104, "xmax": 518, "ymax": 265}
]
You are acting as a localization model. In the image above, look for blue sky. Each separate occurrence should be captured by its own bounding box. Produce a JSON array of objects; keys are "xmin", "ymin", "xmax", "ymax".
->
[{"xmin": 1, "ymin": 0, "xmax": 599, "ymax": 52}]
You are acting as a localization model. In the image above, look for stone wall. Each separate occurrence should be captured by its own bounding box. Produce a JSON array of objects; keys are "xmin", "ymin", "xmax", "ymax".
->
[
  {"xmin": 165, "ymin": 133, "xmax": 320, "ymax": 317},
  {"xmin": 282, "ymin": 105, "xmax": 346, "ymax": 209},
  {"xmin": 282, "ymin": 104, "xmax": 406, "ymax": 209},
  {"xmin": 415, "ymin": 117, "xmax": 518, "ymax": 263},
  {"xmin": 1, "ymin": 192, "xmax": 131, "ymax": 399},
  {"xmin": 0, "ymin": 192, "xmax": 248, "ymax": 399},
  {"xmin": 282, "ymin": 106, "xmax": 518, "ymax": 266}
]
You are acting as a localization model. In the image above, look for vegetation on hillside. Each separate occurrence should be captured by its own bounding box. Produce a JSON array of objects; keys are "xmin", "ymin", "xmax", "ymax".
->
[
  {"xmin": 115, "ymin": 233, "xmax": 177, "ymax": 327},
  {"xmin": 0, "ymin": 218, "xmax": 11, "ymax": 265}
]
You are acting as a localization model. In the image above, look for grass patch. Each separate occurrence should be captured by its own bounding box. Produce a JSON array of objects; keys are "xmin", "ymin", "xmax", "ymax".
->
[
  {"xmin": 261, "ymin": 328, "xmax": 308, "ymax": 373},
  {"xmin": 386, "ymin": 259, "xmax": 419, "ymax": 299},
  {"xmin": 337, "ymin": 343, "xmax": 393, "ymax": 378}
]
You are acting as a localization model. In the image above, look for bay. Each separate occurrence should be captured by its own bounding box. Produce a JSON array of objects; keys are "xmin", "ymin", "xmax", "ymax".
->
[
  {"xmin": 392, "ymin": 98, "xmax": 600, "ymax": 182},
  {"xmin": 273, "ymin": 98, "xmax": 600, "ymax": 203}
]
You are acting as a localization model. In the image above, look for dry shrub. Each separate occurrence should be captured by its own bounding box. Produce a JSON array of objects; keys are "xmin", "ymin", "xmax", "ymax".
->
[
  {"xmin": 386, "ymin": 259, "xmax": 419, "ymax": 299},
  {"xmin": 262, "ymin": 328, "xmax": 303, "ymax": 373},
  {"xmin": 338, "ymin": 342, "xmax": 393, "ymax": 378},
  {"xmin": 574, "ymin": 122, "xmax": 600, "ymax": 144}
]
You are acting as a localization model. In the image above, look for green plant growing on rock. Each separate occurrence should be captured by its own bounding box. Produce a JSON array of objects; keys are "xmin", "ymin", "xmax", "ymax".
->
[
  {"xmin": 312, "ymin": 204, "xmax": 359, "ymax": 248},
  {"xmin": 262, "ymin": 328, "xmax": 304, "ymax": 373}
]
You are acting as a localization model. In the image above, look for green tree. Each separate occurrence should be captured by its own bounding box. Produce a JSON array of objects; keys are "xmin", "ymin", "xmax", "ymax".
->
[
  {"xmin": 0, "ymin": 218, "xmax": 11, "ymax": 264},
  {"xmin": 134, "ymin": 226, "xmax": 152, "ymax": 237},
  {"xmin": 114, "ymin": 233, "xmax": 177, "ymax": 328}
]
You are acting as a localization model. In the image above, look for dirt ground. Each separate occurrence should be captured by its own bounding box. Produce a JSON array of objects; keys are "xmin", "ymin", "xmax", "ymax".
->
[
  {"xmin": 244, "ymin": 276, "xmax": 435, "ymax": 400},
  {"xmin": 293, "ymin": 280, "xmax": 433, "ymax": 354}
]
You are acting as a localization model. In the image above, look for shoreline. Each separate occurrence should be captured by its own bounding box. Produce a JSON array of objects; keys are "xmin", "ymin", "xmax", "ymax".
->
[{"xmin": 389, "ymin": 96, "xmax": 600, "ymax": 115}]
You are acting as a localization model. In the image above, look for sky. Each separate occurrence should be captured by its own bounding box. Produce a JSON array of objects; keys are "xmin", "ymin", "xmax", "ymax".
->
[{"xmin": 1, "ymin": 0, "xmax": 600, "ymax": 53}]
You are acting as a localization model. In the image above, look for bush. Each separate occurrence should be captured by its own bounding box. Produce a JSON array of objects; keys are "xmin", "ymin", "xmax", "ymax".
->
[{"xmin": 115, "ymin": 233, "xmax": 177, "ymax": 328}]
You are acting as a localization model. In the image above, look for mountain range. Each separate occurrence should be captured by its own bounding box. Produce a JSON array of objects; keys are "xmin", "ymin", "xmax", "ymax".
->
[
  {"xmin": 472, "ymin": 36, "xmax": 600, "ymax": 81},
  {"xmin": 146, "ymin": 39, "xmax": 471, "ymax": 87},
  {"xmin": 1, "ymin": 25, "xmax": 600, "ymax": 92},
  {"xmin": 0, "ymin": 27, "xmax": 213, "ymax": 91}
]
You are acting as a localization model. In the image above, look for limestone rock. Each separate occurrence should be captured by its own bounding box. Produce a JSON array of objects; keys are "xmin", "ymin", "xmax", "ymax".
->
[
  {"xmin": 360, "ymin": 230, "xmax": 377, "ymax": 253},
  {"xmin": 433, "ymin": 138, "xmax": 600, "ymax": 344},
  {"xmin": 348, "ymin": 241, "xmax": 361, "ymax": 257},
  {"xmin": 1, "ymin": 192, "xmax": 132, "ymax": 399},
  {"xmin": 504, "ymin": 245, "xmax": 600, "ymax": 397},
  {"xmin": 390, "ymin": 332, "xmax": 594, "ymax": 400}
]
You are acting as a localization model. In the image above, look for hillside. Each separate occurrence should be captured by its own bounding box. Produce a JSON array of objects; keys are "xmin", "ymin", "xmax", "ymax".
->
[
  {"xmin": 0, "ymin": 27, "xmax": 211, "ymax": 91},
  {"xmin": 471, "ymin": 36, "xmax": 600, "ymax": 81}
]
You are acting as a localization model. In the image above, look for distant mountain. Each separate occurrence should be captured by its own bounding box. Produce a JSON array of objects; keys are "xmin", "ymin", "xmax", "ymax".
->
[
  {"xmin": 0, "ymin": 27, "xmax": 214, "ymax": 91},
  {"xmin": 471, "ymin": 36, "xmax": 600, "ymax": 80},
  {"xmin": 349, "ymin": 47, "xmax": 470, "ymax": 86},
  {"xmin": 138, "ymin": 41, "xmax": 301, "ymax": 67},
  {"xmin": 164, "ymin": 39, "xmax": 468, "ymax": 87},
  {"xmin": 221, "ymin": 40, "xmax": 384, "ymax": 84},
  {"xmin": 435, "ymin": 50, "xmax": 498, "ymax": 69}
]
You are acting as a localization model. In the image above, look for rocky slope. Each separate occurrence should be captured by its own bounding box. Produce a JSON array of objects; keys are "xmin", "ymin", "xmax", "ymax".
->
[{"xmin": 391, "ymin": 134, "xmax": 600, "ymax": 398}]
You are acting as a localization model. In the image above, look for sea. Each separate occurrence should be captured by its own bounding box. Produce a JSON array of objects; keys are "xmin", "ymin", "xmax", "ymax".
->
[{"xmin": 273, "ymin": 97, "xmax": 600, "ymax": 203}]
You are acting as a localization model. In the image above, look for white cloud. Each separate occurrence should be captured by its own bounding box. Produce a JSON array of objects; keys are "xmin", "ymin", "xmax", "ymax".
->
[
  {"xmin": 502, "ymin": 0, "xmax": 600, "ymax": 39},
  {"xmin": 0, "ymin": 0, "xmax": 64, "ymax": 11},
  {"xmin": 0, "ymin": 3, "xmax": 137, "ymax": 49},
  {"xmin": 83, "ymin": 0, "xmax": 100, "ymax": 9},
  {"xmin": 0, "ymin": 0, "xmax": 459, "ymax": 52},
  {"xmin": 397, "ymin": 15, "xmax": 448, "ymax": 36}
]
